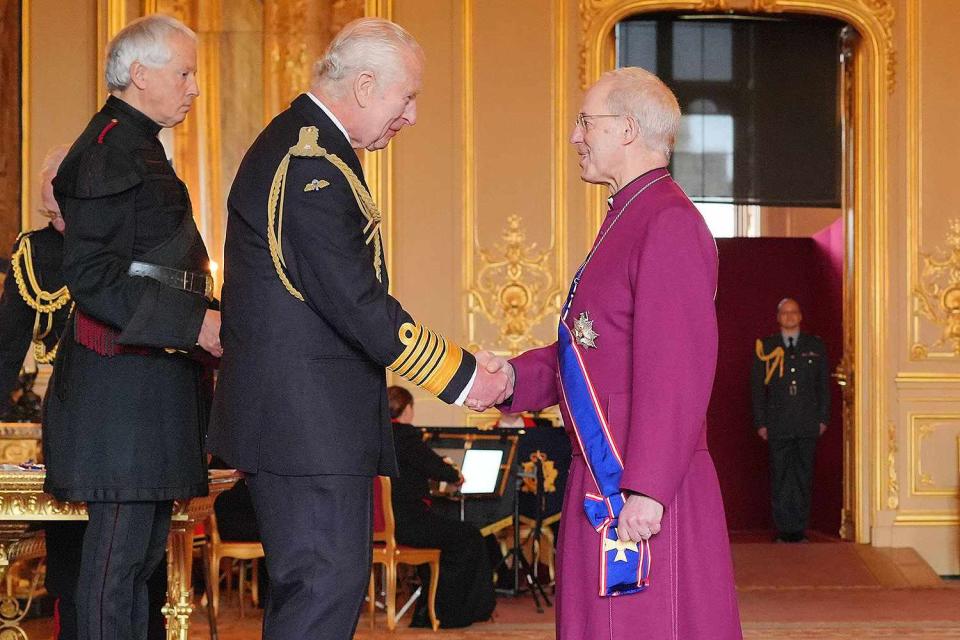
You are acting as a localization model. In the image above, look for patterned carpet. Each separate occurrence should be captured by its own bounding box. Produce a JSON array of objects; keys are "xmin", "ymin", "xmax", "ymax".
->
[{"xmin": 17, "ymin": 542, "xmax": 960, "ymax": 639}]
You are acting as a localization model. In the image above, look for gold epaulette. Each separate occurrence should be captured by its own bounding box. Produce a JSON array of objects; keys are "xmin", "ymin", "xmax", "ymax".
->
[
  {"xmin": 268, "ymin": 126, "xmax": 383, "ymax": 302},
  {"xmin": 10, "ymin": 234, "xmax": 72, "ymax": 363},
  {"xmin": 755, "ymin": 339, "xmax": 784, "ymax": 385},
  {"xmin": 388, "ymin": 321, "xmax": 465, "ymax": 397}
]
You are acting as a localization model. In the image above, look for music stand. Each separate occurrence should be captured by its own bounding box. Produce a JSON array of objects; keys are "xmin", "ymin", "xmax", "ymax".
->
[{"xmin": 494, "ymin": 461, "xmax": 552, "ymax": 612}]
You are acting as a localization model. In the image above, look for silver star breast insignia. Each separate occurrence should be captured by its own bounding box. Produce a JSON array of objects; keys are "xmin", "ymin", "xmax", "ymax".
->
[{"xmin": 573, "ymin": 311, "xmax": 599, "ymax": 349}]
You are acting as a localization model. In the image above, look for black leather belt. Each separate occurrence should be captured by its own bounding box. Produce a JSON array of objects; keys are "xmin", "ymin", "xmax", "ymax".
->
[{"xmin": 128, "ymin": 261, "xmax": 214, "ymax": 301}]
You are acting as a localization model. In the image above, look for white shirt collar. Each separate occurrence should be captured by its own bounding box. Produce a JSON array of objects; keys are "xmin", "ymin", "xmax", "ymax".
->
[
  {"xmin": 781, "ymin": 329, "xmax": 800, "ymax": 343},
  {"xmin": 306, "ymin": 92, "xmax": 351, "ymax": 145}
]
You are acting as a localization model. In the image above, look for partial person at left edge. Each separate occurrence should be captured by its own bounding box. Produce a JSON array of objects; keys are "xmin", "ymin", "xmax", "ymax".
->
[
  {"xmin": 0, "ymin": 146, "xmax": 71, "ymax": 421},
  {"xmin": 43, "ymin": 13, "xmax": 222, "ymax": 640}
]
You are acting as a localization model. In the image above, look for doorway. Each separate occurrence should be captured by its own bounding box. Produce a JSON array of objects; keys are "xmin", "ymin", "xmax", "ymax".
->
[{"xmin": 615, "ymin": 12, "xmax": 854, "ymax": 537}]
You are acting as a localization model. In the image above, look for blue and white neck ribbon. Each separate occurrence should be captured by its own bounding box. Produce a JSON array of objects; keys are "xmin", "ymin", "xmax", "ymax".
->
[{"xmin": 558, "ymin": 278, "xmax": 651, "ymax": 596}]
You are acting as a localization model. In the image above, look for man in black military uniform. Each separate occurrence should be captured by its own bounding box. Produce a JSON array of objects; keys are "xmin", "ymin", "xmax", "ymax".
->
[
  {"xmin": 44, "ymin": 15, "xmax": 222, "ymax": 640},
  {"xmin": 751, "ymin": 298, "xmax": 830, "ymax": 543},
  {"xmin": 207, "ymin": 17, "xmax": 511, "ymax": 640}
]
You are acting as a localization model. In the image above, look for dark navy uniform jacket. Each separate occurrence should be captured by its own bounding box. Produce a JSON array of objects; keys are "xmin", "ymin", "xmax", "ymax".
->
[
  {"xmin": 208, "ymin": 94, "xmax": 475, "ymax": 477},
  {"xmin": 751, "ymin": 332, "xmax": 830, "ymax": 439}
]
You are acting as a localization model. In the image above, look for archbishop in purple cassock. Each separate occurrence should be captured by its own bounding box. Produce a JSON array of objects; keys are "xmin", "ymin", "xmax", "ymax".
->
[{"xmin": 495, "ymin": 68, "xmax": 741, "ymax": 639}]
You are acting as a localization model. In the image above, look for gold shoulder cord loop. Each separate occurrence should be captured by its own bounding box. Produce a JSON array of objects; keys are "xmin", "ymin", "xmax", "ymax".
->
[
  {"xmin": 755, "ymin": 339, "xmax": 785, "ymax": 385},
  {"xmin": 10, "ymin": 235, "xmax": 72, "ymax": 363},
  {"xmin": 267, "ymin": 126, "xmax": 384, "ymax": 302}
]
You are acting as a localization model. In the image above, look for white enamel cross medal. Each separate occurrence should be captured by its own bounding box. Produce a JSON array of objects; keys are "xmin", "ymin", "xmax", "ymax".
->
[{"xmin": 574, "ymin": 311, "xmax": 599, "ymax": 349}]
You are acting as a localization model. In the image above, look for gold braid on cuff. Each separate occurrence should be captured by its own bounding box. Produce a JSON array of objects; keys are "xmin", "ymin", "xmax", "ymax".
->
[
  {"xmin": 388, "ymin": 322, "xmax": 464, "ymax": 397},
  {"xmin": 267, "ymin": 126, "xmax": 383, "ymax": 303},
  {"xmin": 10, "ymin": 235, "xmax": 72, "ymax": 363}
]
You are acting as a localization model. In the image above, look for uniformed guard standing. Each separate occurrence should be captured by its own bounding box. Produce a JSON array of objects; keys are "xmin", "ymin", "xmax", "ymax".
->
[
  {"xmin": 751, "ymin": 298, "xmax": 830, "ymax": 542},
  {"xmin": 43, "ymin": 15, "xmax": 222, "ymax": 640}
]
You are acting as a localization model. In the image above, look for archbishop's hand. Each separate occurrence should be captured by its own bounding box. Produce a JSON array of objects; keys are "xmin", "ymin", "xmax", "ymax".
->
[
  {"xmin": 197, "ymin": 309, "xmax": 223, "ymax": 358},
  {"xmin": 464, "ymin": 350, "xmax": 515, "ymax": 411},
  {"xmin": 617, "ymin": 494, "xmax": 663, "ymax": 543}
]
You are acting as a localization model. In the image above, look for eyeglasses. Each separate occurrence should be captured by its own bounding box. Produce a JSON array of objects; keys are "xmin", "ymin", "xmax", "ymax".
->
[{"xmin": 575, "ymin": 112, "xmax": 626, "ymax": 129}]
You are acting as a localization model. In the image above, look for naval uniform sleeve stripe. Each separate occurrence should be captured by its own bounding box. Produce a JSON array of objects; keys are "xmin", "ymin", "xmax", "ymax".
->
[
  {"xmin": 421, "ymin": 342, "xmax": 464, "ymax": 396},
  {"xmin": 395, "ymin": 325, "xmax": 430, "ymax": 377},
  {"xmin": 413, "ymin": 337, "xmax": 446, "ymax": 386},
  {"xmin": 388, "ymin": 321, "xmax": 466, "ymax": 398},
  {"xmin": 407, "ymin": 330, "xmax": 441, "ymax": 382}
]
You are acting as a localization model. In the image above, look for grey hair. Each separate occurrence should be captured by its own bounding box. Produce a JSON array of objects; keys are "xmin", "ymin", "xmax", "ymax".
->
[
  {"xmin": 313, "ymin": 17, "xmax": 424, "ymax": 93},
  {"xmin": 39, "ymin": 144, "xmax": 70, "ymax": 182},
  {"xmin": 104, "ymin": 14, "xmax": 196, "ymax": 93},
  {"xmin": 601, "ymin": 67, "xmax": 681, "ymax": 159}
]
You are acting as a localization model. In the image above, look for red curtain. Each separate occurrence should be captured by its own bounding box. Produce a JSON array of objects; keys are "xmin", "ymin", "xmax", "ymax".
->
[{"xmin": 709, "ymin": 222, "xmax": 844, "ymax": 535}]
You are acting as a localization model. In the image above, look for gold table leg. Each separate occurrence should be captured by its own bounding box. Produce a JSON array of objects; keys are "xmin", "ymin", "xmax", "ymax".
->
[
  {"xmin": 0, "ymin": 536, "xmax": 46, "ymax": 640},
  {"xmin": 164, "ymin": 525, "xmax": 195, "ymax": 640}
]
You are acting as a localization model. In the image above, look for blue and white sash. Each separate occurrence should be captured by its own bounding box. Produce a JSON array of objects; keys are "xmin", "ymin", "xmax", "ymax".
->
[{"xmin": 558, "ymin": 306, "xmax": 650, "ymax": 597}]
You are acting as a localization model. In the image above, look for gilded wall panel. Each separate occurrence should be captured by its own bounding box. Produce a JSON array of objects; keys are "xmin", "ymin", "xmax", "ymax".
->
[
  {"xmin": 908, "ymin": 415, "xmax": 960, "ymax": 497},
  {"xmin": 909, "ymin": 0, "xmax": 960, "ymax": 361},
  {"xmin": 465, "ymin": 0, "xmax": 568, "ymax": 355}
]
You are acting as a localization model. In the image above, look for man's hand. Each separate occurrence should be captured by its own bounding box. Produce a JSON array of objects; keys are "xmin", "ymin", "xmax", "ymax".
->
[
  {"xmin": 757, "ymin": 427, "xmax": 768, "ymax": 441},
  {"xmin": 464, "ymin": 350, "xmax": 515, "ymax": 411},
  {"xmin": 616, "ymin": 494, "xmax": 663, "ymax": 543},
  {"xmin": 819, "ymin": 422, "xmax": 827, "ymax": 436},
  {"xmin": 197, "ymin": 309, "xmax": 223, "ymax": 358}
]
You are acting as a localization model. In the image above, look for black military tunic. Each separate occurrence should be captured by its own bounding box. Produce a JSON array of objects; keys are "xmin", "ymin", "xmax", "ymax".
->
[
  {"xmin": 44, "ymin": 95, "xmax": 212, "ymax": 502},
  {"xmin": 0, "ymin": 226, "xmax": 69, "ymax": 415},
  {"xmin": 750, "ymin": 332, "xmax": 830, "ymax": 538}
]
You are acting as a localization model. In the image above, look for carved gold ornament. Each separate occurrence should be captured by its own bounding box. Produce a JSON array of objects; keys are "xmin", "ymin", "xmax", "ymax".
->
[
  {"xmin": 886, "ymin": 421, "xmax": 899, "ymax": 509},
  {"xmin": 468, "ymin": 215, "xmax": 562, "ymax": 355},
  {"xmin": 912, "ymin": 219, "xmax": 960, "ymax": 357}
]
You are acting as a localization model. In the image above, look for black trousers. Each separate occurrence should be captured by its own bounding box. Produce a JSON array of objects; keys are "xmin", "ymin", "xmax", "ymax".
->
[
  {"xmin": 769, "ymin": 437, "xmax": 818, "ymax": 536},
  {"xmin": 45, "ymin": 522, "xmax": 169, "ymax": 640},
  {"xmin": 247, "ymin": 471, "xmax": 372, "ymax": 640},
  {"xmin": 76, "ymin": 501, "xmax": 172, "ymax": 640},
  {"xmin": 395, "ymin": 508, "xmax": 495, "ymax": 628}
]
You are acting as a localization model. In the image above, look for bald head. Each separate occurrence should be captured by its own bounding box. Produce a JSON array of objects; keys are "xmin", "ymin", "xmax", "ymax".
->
[{"xmin": 777, "ymin": 298, "xmax": 802, "ymax": 331}]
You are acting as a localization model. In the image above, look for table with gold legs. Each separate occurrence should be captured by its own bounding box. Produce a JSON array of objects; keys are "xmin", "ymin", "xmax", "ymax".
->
[{"xmin": 0, "ymin": 469, "xmax": 239, "ymax": 640}]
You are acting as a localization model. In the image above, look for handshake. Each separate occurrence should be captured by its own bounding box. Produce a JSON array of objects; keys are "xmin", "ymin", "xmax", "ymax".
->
[{"xmin": 464, "ymin": 351, "xmax": 515, "ymax": 412}]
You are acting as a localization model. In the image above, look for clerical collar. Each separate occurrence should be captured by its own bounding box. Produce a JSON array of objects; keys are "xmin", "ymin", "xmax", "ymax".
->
[
  {"xmin": 104, "ymin": 95, "xmax": 163, "ymax": 138},
  {"xmin": 306, "ymin": 92, "xmax": 351, "ymax": 144},
  {"xmin": 607, "ymin": 167, "xmax": 671, "ymax": 211}
]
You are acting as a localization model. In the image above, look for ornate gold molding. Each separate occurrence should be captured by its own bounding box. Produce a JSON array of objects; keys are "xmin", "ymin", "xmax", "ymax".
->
[
  {"xmin": 909, "ymin": 415, "xmax": 960, "ymax": 497},
  {"xmin": 911, "ymin": 219, "xmax": 960, "ymax": 358},
  {"xmin": 578, "ymin": 0, "xmax": 896, "ymax": 94},
  {"xmin": 885, "ymin": 421, "xmax": 899, "ymax": 509},
  {"xmin": 467, "ymin": 216, "xmax": 563, "ymax": 355}
]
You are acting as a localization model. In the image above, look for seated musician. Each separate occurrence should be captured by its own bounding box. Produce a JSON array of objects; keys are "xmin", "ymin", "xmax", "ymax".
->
[{"xmin": 388, "ymin": 385, "xmax": 496, "ymax": 628}]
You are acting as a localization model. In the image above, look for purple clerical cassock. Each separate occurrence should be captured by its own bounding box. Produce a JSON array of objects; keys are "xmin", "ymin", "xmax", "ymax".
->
[{"xmin": 502, "ymin": 167, "xmax": 742, "ymax": 639}]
